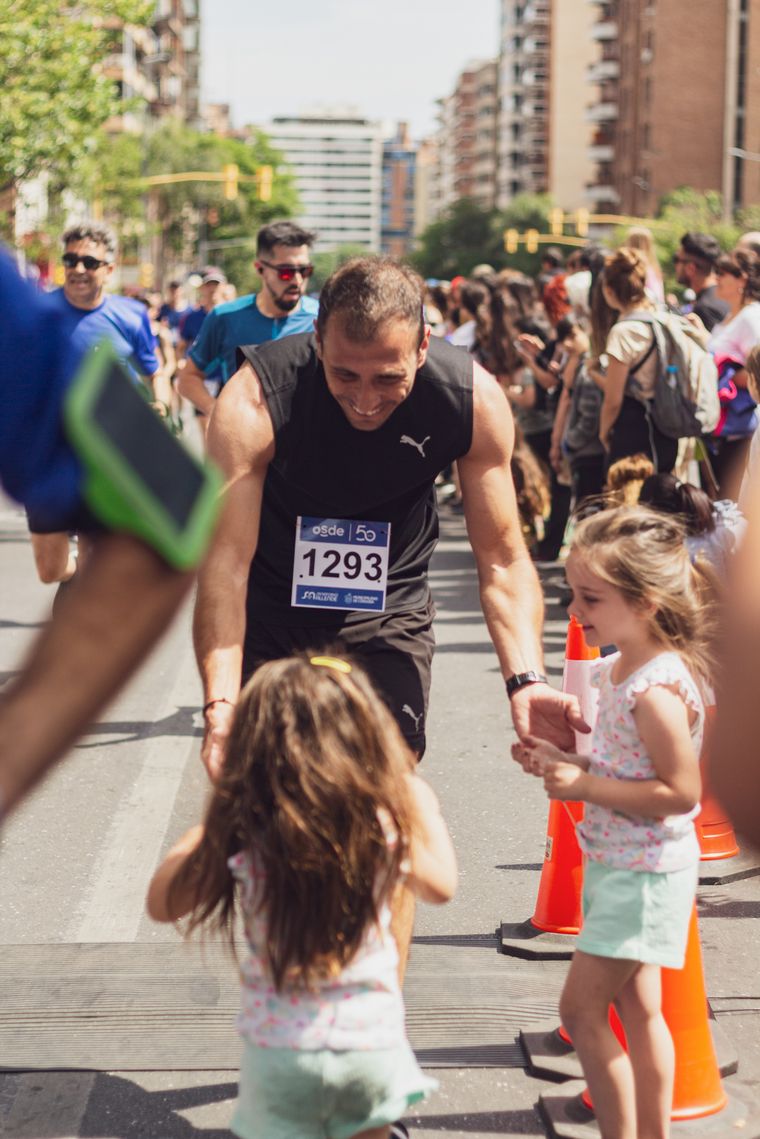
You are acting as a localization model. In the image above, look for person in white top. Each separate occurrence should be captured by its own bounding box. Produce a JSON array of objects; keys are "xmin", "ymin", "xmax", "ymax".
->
[
  {"xmin": 700, "ymin": 249, "xmax": 760, "ymax": 496},
  {"xmin": 147, "ymin": 653, "xmax": 457, "ymax": 1139},
  {"xmin": 513, "ymin": 506, "xmax": 713, "ymax": 1139}
]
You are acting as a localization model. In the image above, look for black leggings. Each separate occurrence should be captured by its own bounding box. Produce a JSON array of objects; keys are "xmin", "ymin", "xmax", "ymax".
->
[
  {"xmin": 607, "ymin": 397, "xmax": 678, "ymax": 474},
  {"xmin": 525, "ymin": 429, "xmax": 572, "ymax": 558}
]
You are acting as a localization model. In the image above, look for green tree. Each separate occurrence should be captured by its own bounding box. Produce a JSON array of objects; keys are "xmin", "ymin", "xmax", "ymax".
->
[
  {"xmin": 412, "ymin": 194, "xmax": 555, "ymax": 280},
  {"xmin": 609, "ymin": 188, "xmax": 742, "ymax": 296},
  {"xmin": 0, "ymin": 0, "xmax": 152, "ymax": 195},
  {"xmin": 81, "ymin": 121, "xmax": 299, "ymax": 291},
  {"xmin": 412, "ymin": 198, "xmax": 505, "ymax": 279},
  {"xmin": 310, "ymin": 244, "xmax": 368, "ymax": 293}
]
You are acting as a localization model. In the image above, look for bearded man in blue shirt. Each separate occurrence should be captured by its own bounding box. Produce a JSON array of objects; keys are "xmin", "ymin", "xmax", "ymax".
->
[{"xmin": 177, "ymin": 221, "xmax": 319, "ymax": 418}]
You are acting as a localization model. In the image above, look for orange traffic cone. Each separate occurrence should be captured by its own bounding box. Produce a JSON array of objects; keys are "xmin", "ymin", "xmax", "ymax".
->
[
  {"xmin": 530, "ymin": 617, "xmax": 599, "ymax": 934},
  {"xmin": 663, "ymin": 906, "xmax": 727, "ymax": 1119},
  {"xmin": 502, "ymin": 617, "xmax": 598, "ymax": 958},
  {"xmin": 575, "ymin": 908, "xmax": 726, "ymax": 1121},
  {"xmin": 697, "ymin": 707, "xmax": 739, "ymax": 862}
]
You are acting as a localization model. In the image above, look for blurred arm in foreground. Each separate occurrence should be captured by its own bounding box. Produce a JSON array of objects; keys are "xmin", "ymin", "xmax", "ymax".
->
[
  {"xmin": 713, "ymin": 473, "xmax": 760, "ymax": 846},
  {"xmin": 0, "ymin": 251, "xmax": 216, "ymax": 817}
]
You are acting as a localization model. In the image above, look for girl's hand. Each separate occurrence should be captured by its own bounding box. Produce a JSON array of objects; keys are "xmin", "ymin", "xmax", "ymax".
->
[
  {"xmin": 544, "ymin": 760, "xmax": 588, "ymax": 801},
  {"xmin": 511, "ymin": 736, "xmax": 589, "ymax": 776}
]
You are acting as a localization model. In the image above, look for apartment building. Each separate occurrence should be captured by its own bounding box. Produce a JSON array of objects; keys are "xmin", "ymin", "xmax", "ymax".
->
[
  {"xmin": 587, "ymin": 0, "xmax": 760, "ymax": 216},
  {"xmin": 416, "ymin": 58, "xmax": 498, "ymax": 228},
  {"xmin": 102, "ymin": 0, "xmax": 202, "ymax": 133},
  {"xmin": 266, "ymin": 109, "xmax": 385, "ymax": 252},
  {"xmin": 498, "ymin": 0, "xmax": 598, "ymax": 210},
  {"xmin": 454, "ymin": 59, "xmax": 499, "ymax": 209},
  {"xmin": 498, "ymin": 1, "xmax": 551, "ymax": 203},
  {"xmin": 381, "ymin": 124, "xmax": 417, "ymax": 258}
]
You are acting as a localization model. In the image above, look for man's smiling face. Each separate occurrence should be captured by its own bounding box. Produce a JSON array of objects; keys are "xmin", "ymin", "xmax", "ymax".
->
[{"xmin": 316, "ymin": 317, "xmax": 430, "ymax": 431}]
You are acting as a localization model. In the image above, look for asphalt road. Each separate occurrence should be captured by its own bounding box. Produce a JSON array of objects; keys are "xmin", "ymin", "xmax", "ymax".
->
[{"xmin": 2, "ymin": 497, "xmax": 760, "ymax": 1139}]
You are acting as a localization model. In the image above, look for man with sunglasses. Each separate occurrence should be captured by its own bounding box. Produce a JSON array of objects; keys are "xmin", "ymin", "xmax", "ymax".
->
[
  {"xmin": 177, "ymin": 221, "xmax": 318, "ymax": 420},
  {"xmin": 29, "ymin": 222, "xmax": 166, "ymax": 590}
]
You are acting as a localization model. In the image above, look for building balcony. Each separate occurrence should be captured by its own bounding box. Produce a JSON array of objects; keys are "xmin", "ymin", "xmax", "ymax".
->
[
  {"xmin": 588, "ymin": 59, "xmax": 620, "ymax": 81},
  {"xmin": 588, "ymin": 143, "xmax": 614, "ymax": 162},
  {"xmin": 591, "ymin": 21, "xmax": 618, "ymax": 40},
  {"xmin": 524, "ymin": 4, "xmax": 550, "ymax": 25},
  {"xmin": 586, "ymin": 184, "xmax": 620, "ymax": 203},
  {"xmin": 586, "ymin": 101, "xmax": 619, "ymax": 122}
]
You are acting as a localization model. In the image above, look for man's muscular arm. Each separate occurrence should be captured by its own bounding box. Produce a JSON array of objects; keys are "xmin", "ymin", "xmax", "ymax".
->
[
  {"xmin": 194, "ymin": 362, "xmax": 274, "ymax": 778},
  {"xmin": 458, "ymin": 365, "xmax": 589, "ymax": 749}
]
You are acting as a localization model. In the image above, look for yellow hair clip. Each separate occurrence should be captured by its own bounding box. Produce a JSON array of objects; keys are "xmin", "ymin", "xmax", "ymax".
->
[{"xmin": 309, "ymin": 655, "xmax": 352, "ymax": 674}]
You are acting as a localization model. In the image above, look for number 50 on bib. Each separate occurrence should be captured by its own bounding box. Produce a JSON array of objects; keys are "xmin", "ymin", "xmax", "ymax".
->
[{"xmin": 291, "ymin": 516, "xmax": 391, "ymax": 612}]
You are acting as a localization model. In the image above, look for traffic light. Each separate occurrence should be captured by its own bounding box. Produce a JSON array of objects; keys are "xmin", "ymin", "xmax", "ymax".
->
[
  {"xmin": 139, "ymin": 262, "xmax": 155, "ymax": 288},
  {"xmin": 549, "ymin": 207, "xmax": 564, "ymax": 236},
  {"xmin": 575, "ymin": 208, "xmax": 590, "ymax": 237},
  {"xmin": 257, "ymin": 165, "xmax": 273, "ymax": 202},
  {"xmin": 223, "ymin": 163, "xmax": 239, "ymax": 201},
  {"xmin": 525, "ymin": 229, "xmax": 539, "ymax": 254},
  {"xmin": 504, "ymin": 228, "xmax": 519, "ymax": 254}
]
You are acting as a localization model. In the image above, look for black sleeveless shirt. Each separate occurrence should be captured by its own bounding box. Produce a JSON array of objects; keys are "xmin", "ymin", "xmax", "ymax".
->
[{"xmin": 241, "ymin": 332, "xmax": 474, "ymax": 627}]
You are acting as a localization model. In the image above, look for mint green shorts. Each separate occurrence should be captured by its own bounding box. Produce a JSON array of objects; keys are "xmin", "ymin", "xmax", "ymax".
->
[
  {"xmin": 576, "ymin": 860, "xmax": 698, "ymax": 969},
  {"xmin": 231, "ymin": 1040, "xmax": 437, "ymax": 1139}
]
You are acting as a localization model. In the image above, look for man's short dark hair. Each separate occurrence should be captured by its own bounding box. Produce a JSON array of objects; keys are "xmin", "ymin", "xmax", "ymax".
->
[
  {"xmin": 316, "ymin": 257, "xmax": 425, "ymax": 345},
  {"xmin": 256, "ymin": 221, "xmax": 317, "ymax": 256},
  {"xmin": 681, "ymin": 232, "xmax": 722, "ymax": 273},
  {"xmin": 62, "ymin": 222, "xmax": 117, "ymax": 259}
]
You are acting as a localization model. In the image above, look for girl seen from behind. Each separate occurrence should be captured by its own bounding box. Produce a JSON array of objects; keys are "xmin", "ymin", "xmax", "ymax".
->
[
  {"xmin": 514, "ymin": 506, "xmax": 711, "ymax": 1139},
  {"xmin": 147, "ymin": 654, "xmax": 457, "ymax": 1139},
  {"xmin": 599, "ymin": 249, "xmax": 679, "ymax": 474}
]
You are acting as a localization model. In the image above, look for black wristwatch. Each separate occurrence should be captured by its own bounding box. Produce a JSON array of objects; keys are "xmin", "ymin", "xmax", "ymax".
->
[{"xmin": 505, "ymin": 671, "xmax": 548, "ymax": 699}]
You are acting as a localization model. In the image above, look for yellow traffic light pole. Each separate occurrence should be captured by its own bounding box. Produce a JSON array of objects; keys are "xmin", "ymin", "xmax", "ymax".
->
[
  {"xmin": 503, "ymin": 209, "xmax": 671, "ymax": 254},
  {"xmin": 93, "ymin": 165, "xmax": 274, "ymax": 216}
]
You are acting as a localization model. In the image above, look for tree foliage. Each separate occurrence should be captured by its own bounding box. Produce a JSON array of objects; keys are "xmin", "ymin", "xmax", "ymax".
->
[
  {"xmin": 310, "ymin": 244, "xmax": 368, "ymax": 293},
  {"xmin": 412, "ymin": 195, "xmax": 554, "ymax": 280},
  {"xmin": 0, "ymin": 0, "xmax": 152, "ymax": 193},
  {"xmin": 79, "ymin": 122, "xmax": 299, "ymax": 292}
]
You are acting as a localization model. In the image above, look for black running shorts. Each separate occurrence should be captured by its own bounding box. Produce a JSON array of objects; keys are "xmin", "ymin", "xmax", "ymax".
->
[{"xmin": 242, "ymin": 601, "xmax": 435, "ymax": 757}]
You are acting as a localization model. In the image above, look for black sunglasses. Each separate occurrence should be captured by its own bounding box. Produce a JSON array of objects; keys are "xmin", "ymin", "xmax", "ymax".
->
[
  {"xmin": 63, "ymin": 252, "xmax": 112, "ymax": 271},
  {"xmin": 258, "ymin": 259, "xmax": 314, "ymax": 282}
]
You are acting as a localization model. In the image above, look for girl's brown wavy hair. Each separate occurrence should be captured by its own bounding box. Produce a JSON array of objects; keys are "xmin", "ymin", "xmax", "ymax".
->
[{"xmin": 171, "ymin": 654, "xmax": 414, "ymax": 990}]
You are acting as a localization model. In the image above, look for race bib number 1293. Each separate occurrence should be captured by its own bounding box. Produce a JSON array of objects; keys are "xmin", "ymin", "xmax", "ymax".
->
[{"xmin": 291, "ymin": 516, "xmax": 391, "ymax": 612}]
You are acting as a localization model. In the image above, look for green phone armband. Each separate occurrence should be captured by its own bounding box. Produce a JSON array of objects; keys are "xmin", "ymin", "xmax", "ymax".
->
[{"xmin": 64, "ymin": 341, "xmax": 222, "ymax": 570}]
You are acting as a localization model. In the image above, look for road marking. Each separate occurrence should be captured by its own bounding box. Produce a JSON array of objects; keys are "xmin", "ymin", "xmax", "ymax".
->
[{"xmin": 68, "ymin": 631, "xmax": 200, "ymax": 943}]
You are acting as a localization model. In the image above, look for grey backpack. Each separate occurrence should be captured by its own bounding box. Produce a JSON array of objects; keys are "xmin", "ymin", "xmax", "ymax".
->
[{"xmin": 621, "ymin": 311, "xmax": 720, "ymax": 439}]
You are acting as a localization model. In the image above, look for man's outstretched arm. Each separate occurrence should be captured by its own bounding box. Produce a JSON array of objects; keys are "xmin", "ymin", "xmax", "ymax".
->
[
  {"xmin": 193, "ymin": 363, "xmax": 275, "ymax": 779},
  {"xmin": 458, "ymin": 365, "xmax": 589, "ymax": 749}
]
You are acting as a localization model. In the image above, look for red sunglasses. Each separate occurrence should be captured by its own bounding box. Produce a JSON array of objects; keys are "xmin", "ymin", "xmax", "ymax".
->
[{"xmin": 258, "ymin": 259, "xmax": 314, "ymax": 281}]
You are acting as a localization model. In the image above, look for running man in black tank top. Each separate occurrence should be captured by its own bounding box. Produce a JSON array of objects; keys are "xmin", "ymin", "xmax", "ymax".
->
[
  {"xmin": 196, "ymin": 257, "xmax": 587, "ymax": 763},
  {"xmin": 194, "ymin": 258, "xmax": 590, "ymax": 966}
]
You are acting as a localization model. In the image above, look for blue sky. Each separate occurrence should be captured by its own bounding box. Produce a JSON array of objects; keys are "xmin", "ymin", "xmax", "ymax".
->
[{"xmin": 202, "ymin": 0, "xmax": 500, "ymax": 138}]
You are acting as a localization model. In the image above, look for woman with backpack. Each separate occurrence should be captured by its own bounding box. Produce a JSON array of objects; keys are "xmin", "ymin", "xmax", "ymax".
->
[{"xmin": 597, "ymin": 248, "xmax": 679, "ymax": 473}]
